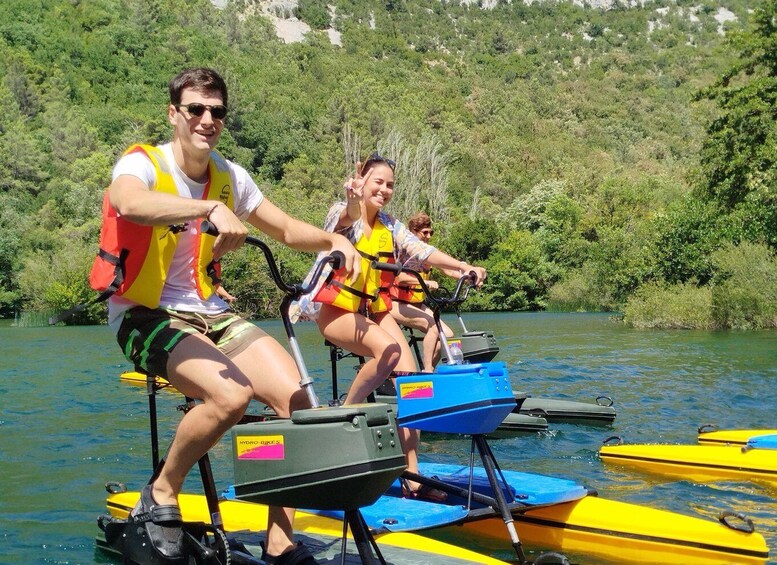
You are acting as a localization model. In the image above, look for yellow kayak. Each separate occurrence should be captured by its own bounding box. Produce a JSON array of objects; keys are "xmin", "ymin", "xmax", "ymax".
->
[
  {"xmin": 600, "ymin": 442, "xmax": 777, "ymax": 486},
  {"xmin": 104, "ymin": 488, "xmax": 769, "ymax": 564},
  {"xmin": 104, "ymin": 491, "xmax": 508, "ymax": 564},
  {"xmin": 454, "ymin": 495, "xmax": 768, "ymax": 564},
  {"xmin": 698, "ymin": 428, "xmax": 777, "ymax": 447}
]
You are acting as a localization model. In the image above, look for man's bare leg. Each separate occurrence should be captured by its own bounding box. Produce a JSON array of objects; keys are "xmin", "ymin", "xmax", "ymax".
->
[
  {"xmin": 230, "ymin": 331, "xmax": 315, "ymax": 557},
  {"xmin": 151, "ymin": 333, "xmax": 254, "ymax": 506}
]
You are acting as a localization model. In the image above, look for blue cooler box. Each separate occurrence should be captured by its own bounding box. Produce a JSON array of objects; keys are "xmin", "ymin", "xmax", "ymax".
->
[{"xmin": 395, "ymin": 362, "xmax": 516, "ymax": 434}]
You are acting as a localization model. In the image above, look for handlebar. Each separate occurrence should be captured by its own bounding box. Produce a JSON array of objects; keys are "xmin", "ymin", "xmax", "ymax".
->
[
  {"xmin": 371, "ymin": 260, "xmax": 477, "ymax": 311},
  {"xmin": 201, "ymin": 219, "xmax": 344, "ymax": 407},
  {"xmin": 201, "ymin": 220, "xmax": 343, "ymax": 300}
]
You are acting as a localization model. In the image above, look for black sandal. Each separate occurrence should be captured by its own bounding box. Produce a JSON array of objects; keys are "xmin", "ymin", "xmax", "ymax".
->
[
  {"xmin": 261, "ymin": 541, "xmax": 319, "ymax": 565},
  {"xmin": 127, "ymin": 484, "xmax": 186, "ymax": 563},
  {"xmin": 400, "ymin": 477, "xmax": 448, "ymax": 503}
]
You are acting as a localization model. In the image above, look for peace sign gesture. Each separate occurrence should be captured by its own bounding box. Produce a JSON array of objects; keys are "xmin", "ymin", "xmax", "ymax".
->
[{"xmin": 343, "ymin": 161, "xmax": 374, "ymax": 202}]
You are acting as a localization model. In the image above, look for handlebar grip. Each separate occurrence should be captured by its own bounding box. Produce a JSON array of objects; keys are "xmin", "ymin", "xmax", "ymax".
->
[
  {"xmin": 201, "ymin": 220, "xmax": 218, "ymax": 236},
  {"xmin": 371, "ymin": 260, "xmax": 401, "ymax": 273},
  {"xmin": 329, "ymin": 250, "xmax": 345, "ymax": 270}
]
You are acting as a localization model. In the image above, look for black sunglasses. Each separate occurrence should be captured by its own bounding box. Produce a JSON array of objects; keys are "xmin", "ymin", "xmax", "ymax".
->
[
  {"xmin": 175, "ymin": 103, "xmax": 228, "ymax": 120},
  {"xmin": 364, "ymin": 151, "xmax": 396, "ymax": 170}
]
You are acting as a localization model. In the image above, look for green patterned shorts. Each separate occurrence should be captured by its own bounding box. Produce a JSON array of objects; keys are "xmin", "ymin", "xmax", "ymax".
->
[{"xmin": 116, "ymin": 307, "xmax": 264, "ymax": 377}]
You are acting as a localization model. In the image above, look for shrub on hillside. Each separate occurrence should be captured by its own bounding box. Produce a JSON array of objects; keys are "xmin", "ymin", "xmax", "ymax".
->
[
  {"xmin": 622, "ymin": 281, "xmax": 714, "ymax": 329},
  {"xmin": 546, "ymin": 269, "xmax": 605, "ymax": 312},
  {"xmin": 710, "ymin": 242, "xmax": 777, "ymax": 329},
  {"xmin": 479, "ymin": 230, "xmax": 559, "ymax": 311},
  {"xmin": 18, "ymin": 238, "xmax": 105, "ymax": 325}
]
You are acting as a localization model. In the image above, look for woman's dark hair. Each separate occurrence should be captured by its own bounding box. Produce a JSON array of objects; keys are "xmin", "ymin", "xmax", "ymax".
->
[
  {"xmin": 407, "ymin": 212, "xmax": 432, "ymax": 233},
  {"xmin": 360, "ymin": 151, "xmax": 396, "ymax": 176},
  {"xmin": 169, "ymin": 68, "xmax": 228, "ymax": 107}
]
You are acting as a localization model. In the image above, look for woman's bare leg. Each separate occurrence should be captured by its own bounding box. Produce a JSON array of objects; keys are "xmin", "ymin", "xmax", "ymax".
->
[
  {"xmin": 426, "ymin": 318, "xmax": 453, "ymax": 370},
  {"xmin": 317, "ymin": 305, "xmax": 402, "ymax": 403},
  {"xmin": 373, "ymin": 312, "xmax": 435, "ymax": 494},
  {"xmin": 391, "ymin": 302, "xmax": 453, "ymax": 372}
]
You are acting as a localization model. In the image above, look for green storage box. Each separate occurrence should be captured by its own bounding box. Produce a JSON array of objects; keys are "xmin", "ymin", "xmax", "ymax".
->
[
  {"xmin": 441, "ymin": 331, "xmax": 500, "ymax": 364},
  {"xmin": 232, "ymin": 403, "xmax": 406, "ymax": 510}
]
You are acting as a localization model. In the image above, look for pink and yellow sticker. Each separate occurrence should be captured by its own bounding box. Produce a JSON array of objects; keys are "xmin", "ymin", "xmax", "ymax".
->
[
  {"xmin": 235, "ymin": 435, "xmax": 285, "ymax": 460},
  {"xmin": 398, "ymin": 381, "xmax": 434, "ymax": 399}
]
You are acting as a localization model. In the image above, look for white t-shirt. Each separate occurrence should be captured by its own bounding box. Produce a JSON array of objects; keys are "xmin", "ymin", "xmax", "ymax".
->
[{"xmin": 107, "ymin": 143, "xmax": 263, "ymax": 332}]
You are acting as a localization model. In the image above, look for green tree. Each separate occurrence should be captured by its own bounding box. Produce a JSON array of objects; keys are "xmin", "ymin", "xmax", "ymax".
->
[
  {"xmin": 296, "ymin": 0, "xmax": 330, "ymax": 30},
  {"xmin": 0, "ymin": 195, "xmax": 29, "ymax": 316},
  {"xmin": 476, "ymin": 230, "xmax": 559, "ymax": 311},
  {"xmin": 648, "ymin": 195, "xmax": 724, "ymax": 286},
  {"xmin": 444, "ymin": 218, "xmax": 500, "ymax": 263},
  {"xmin": 696, "ymin": 0, "xmax": 777, "ymax": 245}
]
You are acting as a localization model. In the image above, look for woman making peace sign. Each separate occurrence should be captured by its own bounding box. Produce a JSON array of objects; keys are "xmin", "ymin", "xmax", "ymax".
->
[{"xmin": 293, "ymin": 152, "xmax": 486, "ymax": 501}]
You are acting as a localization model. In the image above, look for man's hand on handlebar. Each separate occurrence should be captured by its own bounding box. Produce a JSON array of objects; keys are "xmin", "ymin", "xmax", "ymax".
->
[
  {"xmin": 207, "ymin": 203, "xmax": 248, "ymax": 260},
  {"xmin": 330, "ymin": 233, "xmax": 362, "ymax": 281}
]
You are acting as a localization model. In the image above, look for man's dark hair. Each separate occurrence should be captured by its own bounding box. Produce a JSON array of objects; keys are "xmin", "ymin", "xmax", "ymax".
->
[{"xmin": 169, "ymin": 68, "xmax": 228, "ymax": 107}]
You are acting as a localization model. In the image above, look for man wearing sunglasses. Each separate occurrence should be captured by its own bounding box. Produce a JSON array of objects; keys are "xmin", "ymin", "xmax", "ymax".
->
[{"xmin": 93, "ymin": 68, "xmax": 359, "ymax": 565}]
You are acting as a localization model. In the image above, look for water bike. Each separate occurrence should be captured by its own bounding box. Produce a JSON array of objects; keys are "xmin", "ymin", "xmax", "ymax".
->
[
  {"xmin": 599, "ymin": 425, "xmax": 777, "ymax": 487},
  {"xmin": 327, "ymin": 273, "xmax": 616, "ymax": 434},
  {"xmin": 319, "ymin": 261, "xmax": 767, "ymax": 564},
  {"xmin": 104, "ymin": 237, "xmax": 770, "ymax": 564},
  {"xmin": 98, "ymin": 222, "xmax": 505, "ymax": 565},
  {"xmin": 324, "ymin": 276, "xmax": 549, "ymax": 434}
]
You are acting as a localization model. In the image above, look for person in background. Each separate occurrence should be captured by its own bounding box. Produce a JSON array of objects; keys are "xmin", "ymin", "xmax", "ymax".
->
[
  {"xmin": 390, "ymin": 212, "xmax": 464, "ymax": 372},
  {"xmin": 93, "ymin": 67, "xmax": 359, "ymax": 565},
  {"xmin": 292, "ymin": 153, "xmax": 486, "ymax": 501}
]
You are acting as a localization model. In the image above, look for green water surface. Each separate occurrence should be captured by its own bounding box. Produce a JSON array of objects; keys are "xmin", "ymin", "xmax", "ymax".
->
[{"xmin": 1, "ymin": 313, "xmax": 775, "ymax": 564}]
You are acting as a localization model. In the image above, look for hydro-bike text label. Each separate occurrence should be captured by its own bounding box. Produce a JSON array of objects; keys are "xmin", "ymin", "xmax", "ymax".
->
[
  {"xmin": 398, "ymin": 381, "xmax": 434, "ymax": 400},
  {"xmin": 235, "ymin": 435, "xmax": 285, "ymax": 460}
]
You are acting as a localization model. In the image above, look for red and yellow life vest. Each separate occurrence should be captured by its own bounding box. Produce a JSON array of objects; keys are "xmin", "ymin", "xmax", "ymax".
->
[
  {"xmin": 389, "ymin": 267, "xmax": 430, "ymax": 304},
  {"xmin": 88, "ymin": 144, "xmax": 234, "ymax": 309},
  {"xmin": 314, "ymin": 220, "xmax": 396, "ymax": 314}
]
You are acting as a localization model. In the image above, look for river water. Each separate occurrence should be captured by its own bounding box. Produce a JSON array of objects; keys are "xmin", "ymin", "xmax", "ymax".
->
[{"xmin": 1, "ymin": 312, "xmax": 775, "ymax": 564}]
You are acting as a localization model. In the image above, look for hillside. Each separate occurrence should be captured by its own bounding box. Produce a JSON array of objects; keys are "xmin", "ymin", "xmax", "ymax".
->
[
  {"xmin": 2, "ymin": 0, "xmax": 775, "ymax": 328},
  {"xmin": 248, "ymin": 0, "xmax": 741, "ymax": 43}
]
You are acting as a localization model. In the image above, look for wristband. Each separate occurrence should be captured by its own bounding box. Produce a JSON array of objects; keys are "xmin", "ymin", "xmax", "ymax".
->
[{"xmin": 206, "ymin": 203, "xmax": 219, "ymax": 220}]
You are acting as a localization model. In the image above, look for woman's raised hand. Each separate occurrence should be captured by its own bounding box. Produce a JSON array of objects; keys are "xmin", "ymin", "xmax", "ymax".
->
[{"xmin": 344, "ymin": 161, "xmax": 374, "ymax": 203}]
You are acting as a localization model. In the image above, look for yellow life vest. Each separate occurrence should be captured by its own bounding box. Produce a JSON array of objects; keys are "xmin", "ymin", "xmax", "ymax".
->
[
  {"xmin": 88, "ymin": 144, "xmax": 234, "ymax": 309},
  {"xmin": 389, "ymin": 267, "xmax": 430, "ymax": 304},
  {"xmin": 314, "ymin": 220, "xmax": 395, "ymax": 314}
]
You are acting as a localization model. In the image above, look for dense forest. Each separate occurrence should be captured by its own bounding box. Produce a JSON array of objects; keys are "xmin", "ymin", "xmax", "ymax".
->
[{"xmin": 2, "ymin": 0, "xmax": 776, "ymax": 328}]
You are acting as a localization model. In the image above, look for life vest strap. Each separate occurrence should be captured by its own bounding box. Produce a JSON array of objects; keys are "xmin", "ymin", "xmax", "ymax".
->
[
  {"xmin": 332, "ymin": 280, "xmax": 377, "ymax": 301},
  {"xmin": 102, "ymin": 248, "xmax": 129, "ymax": 296},
  {"xmin": 357, "ymin": 249, "xmax": 394, "ymax": 262},
  {"xmin": 97, "ymin": 248, "xmax": 121, "ymax": 265}
]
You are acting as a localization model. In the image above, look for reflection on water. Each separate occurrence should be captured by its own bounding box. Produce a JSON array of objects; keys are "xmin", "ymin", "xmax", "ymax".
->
[{"xmin": 1, "ymin": 313, "xmax": 775, "ymax": 563}]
